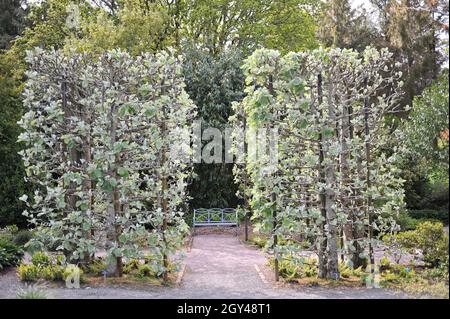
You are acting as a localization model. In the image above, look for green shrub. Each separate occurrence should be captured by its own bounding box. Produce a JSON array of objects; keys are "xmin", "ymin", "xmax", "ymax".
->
[
  {"xmin": 382, "ymin": 234, "xmax": 409, "ymax": 264},
  {"xmin": 379, "ymin": 256, "xmax": 391, "ymax": 272},
  {"xmin": 395, "ymin": 211, "xmax": 420, "ymax": 231},
  {"xmin": 135, "ymin": 264, "xmax": 154, "ymax": 278},
  {"xmin": 408, "ymin": 209, "xmax": 448, "ymax": 225},
  {"xmin": 17, "ymin": 264, "xmax": 40, "ymax": 281},
  {"xmin": 31, "ymin": 252, "xmax": 51, "ymax": 267},
  {"xmin": 84, "ymin": 258, "xmax": 107, "ymax": 275},
  {"xmin": 41, "ymin": 265, "xmax": 63, "ymax": 281},
  {"xmin": 17, "ymin": 285, "xmax": 48, "ymax": 299},
  {"xmin": 251, "ymin": 236, "xmax": 267, "ymax": 248},
  {"xmin": 386, "ymin": 221, "xmax": 449, "ymax": 267},
  {"xmin": 339, "ymin": 261, "xmax": 363, "ymax": 278},
  {"xmin": 0, "ymin": 240, "xmax": 23, "ymax": 271},
  {"xmin": 13, "ymin": 230, "xmax": 32, "ymax": 246},
  {"xmin": 270, "ymin": 257, "xmax": 318, "ymax": 280},
  {"xmin": 0, "ymin": 225, "xmax": 18, "ymax": 243},
  {"xmin": 380, "ymin": 264, "xmax": 416, "ymax": 286},
  {"xmin": 123, "ymin": 258, "xmax": 141, "ymax": 274}
]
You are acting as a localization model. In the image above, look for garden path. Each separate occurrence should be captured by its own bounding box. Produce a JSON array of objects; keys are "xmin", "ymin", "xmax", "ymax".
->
[{"xmin": 0, "ymin": 233, "xmax": 408, "ymax": 299}]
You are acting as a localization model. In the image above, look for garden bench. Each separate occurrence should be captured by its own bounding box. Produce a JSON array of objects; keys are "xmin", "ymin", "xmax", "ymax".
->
[{"xmin": 193, "ymin": 208, "xmax": 238, "ymax": 235}]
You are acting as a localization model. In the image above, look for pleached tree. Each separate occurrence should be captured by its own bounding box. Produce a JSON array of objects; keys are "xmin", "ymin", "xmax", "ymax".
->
[
  {"xmin": 232, "ymin": 47, "xmax": 406, "ymax": 279},
  {"xmin": 18, "ymin": 48, "xmax": 196, "ymax": 278}
]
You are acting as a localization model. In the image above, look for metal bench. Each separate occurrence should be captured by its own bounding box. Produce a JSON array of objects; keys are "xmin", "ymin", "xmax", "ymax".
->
[{"xmin": 193, "ymin": 208, "xmax": 238, "ymax": 235}]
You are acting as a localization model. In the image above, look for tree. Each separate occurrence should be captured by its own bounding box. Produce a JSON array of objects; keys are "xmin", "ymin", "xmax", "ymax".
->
[
  {"xmin": 233, "ymin": 47, "xmax": 405, "ymax": 279},
  {"xmin": 0, "ymin": 0, "xmax": 28, "ymax": 227},
  {"xmin": 403, "ymin": 71, "xmax": 449, "ymax": 175},
  {"xmin": 0, "ymin": 0, "xmax": 27, "ymax": 50},
  {"xmin": 318, "ymin": 0, "xmax": 380, "ymax": 51},
  {"xmin": 183, "ymin": 47, "xmax": 244, "ymax": 209},
  {"xmin": 370, "ymin": 0, "xmax": 447, "ymax": 108},
  {"xmin": 19, "ymin": 48, "xmax": 196, "ymax": 278}
]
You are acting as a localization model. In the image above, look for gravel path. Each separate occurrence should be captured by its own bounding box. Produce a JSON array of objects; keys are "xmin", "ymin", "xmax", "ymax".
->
[{"xmin": 0, "ymin": 234, "xmax": 407, "ymax": 299}]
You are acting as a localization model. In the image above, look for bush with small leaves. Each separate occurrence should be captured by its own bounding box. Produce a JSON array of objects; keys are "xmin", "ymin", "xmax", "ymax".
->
[
  {"xmin": 0, "ymin": 240, "xmax": 23, "ymax": 271},
  {"xmin": 31, "ymin": 252, "xmax": 50, "ymax": 267},
  {"xmin": 17, "ymin": 264, "xmax": 40, "ymax": 282},
  {"xmin": 13, "ymin": 230, "xmax": 33, "ymax": 246},
  {"xmin": 123, "ymin": 258, "xmax": 141, "ymax": 275}
]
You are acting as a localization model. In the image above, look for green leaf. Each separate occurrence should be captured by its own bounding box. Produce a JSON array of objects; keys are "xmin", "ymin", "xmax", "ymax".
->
[{"xmin": 117, "ymin": 167, "xmax": 129, "ymax": 177}]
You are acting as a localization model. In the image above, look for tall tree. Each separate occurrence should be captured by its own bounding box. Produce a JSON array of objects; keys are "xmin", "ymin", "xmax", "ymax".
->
[
  {"xmin": 318, "ymin": 0, "xmax": 380, "ymax": 51},
  {"xmin": 0, "ymin": 0, "xmax": 27, "ymax": 50},
  {"xmin": 371, "ymin": 0, "xmax": 448, "ymax": 108}
]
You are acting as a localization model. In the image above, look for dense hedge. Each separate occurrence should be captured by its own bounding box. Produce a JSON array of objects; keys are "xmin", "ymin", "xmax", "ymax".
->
[{"xmin": 409, "ymin": 209, "xmax": 449, "ymax": 225}]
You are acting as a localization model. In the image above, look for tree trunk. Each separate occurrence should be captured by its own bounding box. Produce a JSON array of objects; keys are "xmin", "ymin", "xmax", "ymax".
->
[
  {"xmin": 324, "ymin": 74, "xmax": 339, "ymax": 280},
  {"xmin": 317, "ymin": 73, "xmax": 328, "ymax": 279}
]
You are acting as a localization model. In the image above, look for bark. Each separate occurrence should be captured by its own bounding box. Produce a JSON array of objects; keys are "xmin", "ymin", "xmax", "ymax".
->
[
  {"xmin": 161, "ymin": 82, "xmax": 169, "ymax": 283},
  {"xmin": 324, "ymin": 74, "xmax": 339, "ymax": 280},
  {"xmin": 364, "ymin": 79, "xmax": 375, "ymax": 273},
  {"xmin": 340, "ymin": 96, "xmax": 355, "ymax": 266},
  {"xmin": 106, "ymin": 101, "xmax": 122, "ymax": 277},
  {"xmin": 317, "ymin": 73, "xmax": 328, "ymax": 279}
]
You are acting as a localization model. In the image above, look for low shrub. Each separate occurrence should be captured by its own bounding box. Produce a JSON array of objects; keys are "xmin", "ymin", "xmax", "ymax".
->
[
  {"xmin": 251, "ymin": 236, "xmax": 267, "ymax": 248},
  {"xmin": 17, "ymin": 284, "xmax": 48, "ymax": 299},
  {"xmin": 0, "ymin": 225, "xmax": 18, "ymax": 243},
  {"xmin": 270, "ymin": 257, "xmax": 318, "ymax": 280},
  {"xmin": 0, "ymin": 241, "xmax": 24, "ymax": 271},
  {"xmin": 17, "ymin": 264, "xmax": 41, "ymax": 281},
  {"xmin": 384, "ymin": 221, "xmax": 449, "ymax": 268},
  {"xmin": 123, "ymin": 258, "xmax": 141, "ymax": 275},
  {"xmin": 18, "ymin": 262, "xmax": 82, "ymax": 283},
  {"xmin": 84, "ymin": 258, "xmax": 107, "ymax": 275},
  {"xmin": 135, "ymin": 264, "xmax": 157, "ymax": 278},
  {"xmin": 339, "ymin": 261, "xmax": 364, "ymax": 279},
  {"xmin": 408, "ymin": 209, "xmax": 448, "ymax": 225},
  {"xmin": 13, "ymin": 230, "xmax": 33, "ymax": 246},
  {"xmin": 41, "ymin": 265, "xmax": 64, "ymax": 281},
  {"xmin": 31, "ymin": 252, "xmax": 51, "ymax": 267},
  {"xmin": 395, "ymin": 211, "xmax": 420, "ymax": 231}
]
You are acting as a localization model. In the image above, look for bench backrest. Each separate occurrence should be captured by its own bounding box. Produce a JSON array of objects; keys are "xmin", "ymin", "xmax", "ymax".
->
[{"xmin": 193, "ymin": 208, "xmax": 238, "ymax": 226}]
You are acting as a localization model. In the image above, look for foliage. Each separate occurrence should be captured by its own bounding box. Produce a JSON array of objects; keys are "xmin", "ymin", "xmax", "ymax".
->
[
  {"xmin": 394, "ymin": 211, "xmax": 420, "ymax": 231},
  {"xmin": 64, "ymin": 1, "xmax": 169, "ymax": 54},
  {"xmin": 17, "ymin": 264, "xmax": 41, "ymax": 281},
  {"xmin": 16, "ymin": 283, "xmax": 48, "ymax": 299},
  {"xmin": 18, "ymin": 48, "xmax": 195, "ymax": 277},
  {"xmin": 232, "ymin": 47, "xmax": 405, "ymax": 279},
  {"xmin": 17, "ymin": 252, "xmax": 82, "ymax": 283},
  {"xmin": 251, "ymin": 236, "xmax": 268, "ymax": 249},
  {"xmin": 84, "ymin": 258, "xmax": 108, "ymax": 275},
  {"xmin": 408, "ymin": 209, "xmax": 449, "ymax": 225},
  {"xmin": 400, "ymin": 221, "xmax": 449, "ymax": 267},
  {"xmin": 13, "ymin": 230, "xmax": 33, "ymax": 246},
  {"xmin": 183, "ymin": 47, "xmax": 244, "ymax": 209},
  {"xmin": 269, "ymin": 257, "xmax": 318, "ymax": 280},
  {"xmin": 31, "ymin": 252, "xmax": 51, "ymax": 267},
  {"xmin": 385, "ymin": 221, "xmax": 449, "ymax": 268},
  {"xmin": 403, "ymin": 71, "xmax": 449, "ymax": 172},
  {"xmin": 318, "ymin": 0, "xmax": 379, "ymax": 51},
  {"xmin": 0, "ymin": 240, "xmax": 24, "ymax": 271},
  {"xmin": 0, "ymin": 0, "xmax": 27, "ymax": 50}
]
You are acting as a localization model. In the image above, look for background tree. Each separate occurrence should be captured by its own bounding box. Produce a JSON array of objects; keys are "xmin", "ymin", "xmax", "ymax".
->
[
  {"xmin": 183, "ymin": 47, "xmax": 244, "ymax": 209},
  {"xmin": 318, "ymin": 0, "xmax": 380, "ymax": 51}
]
